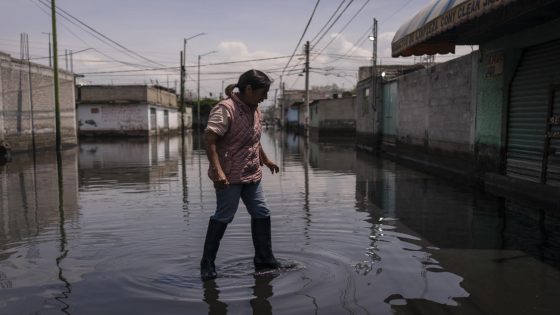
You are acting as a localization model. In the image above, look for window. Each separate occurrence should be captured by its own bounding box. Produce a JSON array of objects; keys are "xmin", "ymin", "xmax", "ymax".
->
[{"xmin": 91, "ymin": 107, "xmax": 99, "ymax": 114}]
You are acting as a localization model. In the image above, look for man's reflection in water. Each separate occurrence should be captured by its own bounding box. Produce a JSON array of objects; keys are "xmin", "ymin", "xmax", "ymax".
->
[
  {"xmin": 203, "ymin": 274, "xmax": 275, "ymax": 315},
  {"xmin": 250, "ymin": 274, "xmax": 275, "ymax": 315},
  {"xmin": 203, "ymin": 280, "xmax": 227, "ymax": 315}
]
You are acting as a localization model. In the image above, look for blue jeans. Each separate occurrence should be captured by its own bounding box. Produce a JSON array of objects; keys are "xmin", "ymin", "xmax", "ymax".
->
[{"xmin": 212, "ymin": 181, "xmax": 271, "ymax": 223}]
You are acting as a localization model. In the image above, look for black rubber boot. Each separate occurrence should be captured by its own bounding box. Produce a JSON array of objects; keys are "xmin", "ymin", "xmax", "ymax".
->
[
  {"xmin": 200, "ymin": 218, "xmax": 228, "ymax": 281},
  {"xmin": 251, "ymin": 217, "xmax": 281, "ymax": 271}
]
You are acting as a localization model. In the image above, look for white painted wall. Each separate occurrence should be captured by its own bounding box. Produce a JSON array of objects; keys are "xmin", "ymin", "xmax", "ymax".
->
[
  {"xmin": 78, "ymin": 104, "xmax": 149, "ymax": 132},
  {"xmin": 78, "ymin": 103, "xmax": 179, "ymax": 134}
]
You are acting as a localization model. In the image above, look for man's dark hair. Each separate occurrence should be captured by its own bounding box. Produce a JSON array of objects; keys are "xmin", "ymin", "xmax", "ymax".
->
[{"xmin": 236, "ymin": 69, "xmax": 271, "ymax": 94}]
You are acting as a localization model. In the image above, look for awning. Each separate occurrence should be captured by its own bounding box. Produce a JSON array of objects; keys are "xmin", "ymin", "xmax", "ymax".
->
[{"xmin": 392, "ymin": 0, "xmax": 516, "ymax": 57}]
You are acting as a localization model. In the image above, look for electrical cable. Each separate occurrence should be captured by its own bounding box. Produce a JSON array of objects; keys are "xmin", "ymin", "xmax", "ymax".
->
[
  {"xmin": 30, "ymin": 0, "xmax": 152, "ymax": 69},
  {"xmin": 308, "ymin": 1, "xmax": 347, "ymax": 44},
  {"xmin": 310, "ymin": 0, "xmax": 354, "ymax": 50},
  {"xmin": 312, "ymin": 0, "xmax": 370, "ymax": 61},
  {"xmin": 35, "ymin": 0, "xmax": 165, "ymax": 67},
  {"xmin": 280, "ymin": 0, "xmax": 321, "ymax": 77}
]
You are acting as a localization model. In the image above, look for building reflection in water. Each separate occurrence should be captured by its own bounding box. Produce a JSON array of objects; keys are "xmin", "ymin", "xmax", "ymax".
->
[
  {"xmin": 0, "ymin": 148, "xmax": 79, "ymax": 312},
  {"xmin": 306, "ymin": 136, "xmax": 560, "ymax": 312},
  {"xmin": 78, "ymin": 136, "xmax": 181, "ymax": 189}
]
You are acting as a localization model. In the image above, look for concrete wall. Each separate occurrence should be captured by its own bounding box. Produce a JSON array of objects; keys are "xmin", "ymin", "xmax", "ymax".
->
[
  {"xmin": 0, "ymin": 52, "xmax": 77, "ymax": 152},
  {"xmin": 77, "ymin": 104, "xmax": 179, "ymax": 136},
  {"xmin": 309, "ymin": 97, "xmax": 356, "ymax": 137},
  {"xmin": 78, "ymin": 104, "xmax": 148, "ymax": 135},
  {"xmin": 388, "ymin": 52, "xmax": 478, "ymax": 177},
  {"xmin": 80, "ymin": 85, "xmax": 147, "ymax": 103},
  {"xmin": 147, "ymin": 87, "xmax": 177, "ymax": 107}
]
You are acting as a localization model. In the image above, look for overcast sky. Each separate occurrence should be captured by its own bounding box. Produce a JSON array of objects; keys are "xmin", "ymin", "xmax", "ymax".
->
[{"xmin": 1, "ymin": 0, "xmax": 473, "ymax": 106}]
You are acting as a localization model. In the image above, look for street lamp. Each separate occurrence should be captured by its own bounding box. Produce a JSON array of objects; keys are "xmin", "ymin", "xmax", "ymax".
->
[
  {"xmin": 197, "ymin": 50, "xmax": 217, "ymax": 131},
  {"xmin": 180, "ymin": 32, "xmax": 206, "ymax": 135}
]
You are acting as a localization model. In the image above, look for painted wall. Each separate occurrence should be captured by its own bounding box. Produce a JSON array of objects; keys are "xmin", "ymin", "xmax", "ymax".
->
[
  {"xmin": 78, "ymin": 104, "xmax": 148, "ymax": 135},
  {"xmin": 78, "ymin": 104, "xmax": 180, "ymax": 136},
  {"xmin": 0, "ymin": 52, "xmax": 77, "ymax": 152}
]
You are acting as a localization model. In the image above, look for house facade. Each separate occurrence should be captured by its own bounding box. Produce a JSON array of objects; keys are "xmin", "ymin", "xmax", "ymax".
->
[{"xmin": 77, "ymin": 85, "xmax": 186, "ymax": 136}]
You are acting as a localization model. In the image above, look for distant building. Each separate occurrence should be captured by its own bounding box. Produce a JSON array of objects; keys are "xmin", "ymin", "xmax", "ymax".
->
[
  {"xmin": 309, "ymin": 93, "xmax": 356, "ymax": 138},
  {"xmin": 76, "ymin": 85, "xmax": 190, "ymax": 136}
]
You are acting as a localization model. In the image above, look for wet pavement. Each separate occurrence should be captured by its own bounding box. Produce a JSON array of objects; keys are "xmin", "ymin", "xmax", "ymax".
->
[{"xmin": 1, "ymin": 130, "xmax": 559, "ymax": 314}]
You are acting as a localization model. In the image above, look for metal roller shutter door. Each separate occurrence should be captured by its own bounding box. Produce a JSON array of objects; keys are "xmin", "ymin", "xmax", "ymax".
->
[{"xmin": 506, "ymin": 40, "xmax": 560, "ymax": 183}]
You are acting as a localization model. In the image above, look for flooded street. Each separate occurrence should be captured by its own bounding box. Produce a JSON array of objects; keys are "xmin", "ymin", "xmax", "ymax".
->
[{"xmin": 1, "ymin": 130, "xmax": 560, "ymax": 315}]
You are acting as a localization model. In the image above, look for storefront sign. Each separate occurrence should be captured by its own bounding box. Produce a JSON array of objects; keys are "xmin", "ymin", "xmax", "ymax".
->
[{"xmin": 392, "ymin": 0, "xmax": 514, "ymax": 56}]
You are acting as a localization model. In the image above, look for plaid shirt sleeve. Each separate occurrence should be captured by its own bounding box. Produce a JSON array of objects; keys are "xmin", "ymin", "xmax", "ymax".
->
[{"xmin": 205, "ymin": 104, "xmax": 230, "ymax": 136}]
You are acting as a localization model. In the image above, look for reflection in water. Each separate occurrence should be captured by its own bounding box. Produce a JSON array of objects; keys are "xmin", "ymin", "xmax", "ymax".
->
[
  {"xmin": 203, "ymin": 280, "xmax": 228, "ymax": 315},
  {"xmin": 181, "ymin": 134, "xmax": 191, "ymax": 225},
  {"xmin": 1, "ymin": 131, "xmax": 559, "ymax": 314},
  {"xmin": 55, "ymin": 151, "xmax": 71, "ymax": 314},
  {"xmin": 250, "ymin": 275, "xmax": 274, "ymax": 315}
]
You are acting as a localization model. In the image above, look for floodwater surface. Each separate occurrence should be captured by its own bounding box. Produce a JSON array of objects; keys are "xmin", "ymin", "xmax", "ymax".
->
[{"xmin": 1, "ymin": 130, "xmax": 559, "ymax": 315}]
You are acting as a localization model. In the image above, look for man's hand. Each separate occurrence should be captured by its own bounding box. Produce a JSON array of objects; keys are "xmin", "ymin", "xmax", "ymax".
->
[
  {"xmin": 214, "ymin": 170, "xmax": 229, "ymax": 190},
  {"xmin": 264, "ymin": 160, "xmax": 279, "ymax": 174}
]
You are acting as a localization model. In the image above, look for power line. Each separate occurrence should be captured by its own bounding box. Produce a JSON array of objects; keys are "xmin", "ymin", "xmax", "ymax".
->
[
  {"xmin": 30, "ymin": 0, "xmax": 152, "ymax": 69},
  {"xmin": 309, "ymin": 0, "xmax": 347, "ymax": 44},
  {"xmin": 310, "ymin": 0, "xmax": 354, "ymax": 50},
  {"xmin": 281, "ymin": 0, "xmax": 321, "ymax": 77},
  {"xmin": 80, "ymin": 55, "xmax": 301, "ymax": 75},
  {"xmin": 381, "ymin": 0, "xmax": 414, "ymax": 23},
  {"xmin": 34, "ymin": 0, "xmax": 165, "ymax": 67},
  {"xmin": 312, "ymin": 0, "xmax": 370, "ymax": 61}
]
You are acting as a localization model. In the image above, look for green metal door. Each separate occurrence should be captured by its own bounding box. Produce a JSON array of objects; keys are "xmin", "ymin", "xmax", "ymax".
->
[
  {"xmin": 506, "ymin": 40, "xmax": 560, "ymax": 183},
  {"xmin": 382, "ymin": 81, "xmax": 397, "ymax": 145}
]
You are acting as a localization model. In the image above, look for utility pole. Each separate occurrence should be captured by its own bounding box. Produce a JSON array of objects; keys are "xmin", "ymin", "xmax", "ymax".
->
[
  {"xmin": 281, "ymin": 81, "xmax": 285, "ymax": 129},
  {"xmin": 304, "ymin": 41, "xmax": 310, "ymax": 138},
  {"xmin": 197, "ymin": 54, "xmax": 201, "ymax": 131},
  {"xmin": 51, "ymin": 0, "xmax": 61, "ymax": 151},
  {"xmin": 180, "ymin": 51, "xmax": 185, "ymax": 136},
  {"xmin": 371, "ymin": 18, "xmax": 378, "ymax": 111}
]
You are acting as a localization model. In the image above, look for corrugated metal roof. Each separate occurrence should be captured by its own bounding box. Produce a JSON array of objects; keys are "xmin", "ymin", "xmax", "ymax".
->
[{"xmin": 391, "ymin": 0, "xmax": 517, "ymax": 57}]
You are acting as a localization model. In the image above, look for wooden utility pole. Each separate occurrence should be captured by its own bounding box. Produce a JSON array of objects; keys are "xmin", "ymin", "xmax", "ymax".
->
[
  {"xmin": 180, "ymin": 51, "xmax": 185, "ymax": 136},
  {"xmin": 304, "ymin": 41, "xmax": 310, "ymax": 138},
  {"xmin": 280, "ymin": 78, "xmax": 285, "ymax": 129},
  {"xmin": 51, "ymin": 0, "xmax": 61, "ymax": 151},
  {"xmin": 372, "ymin": 18, "xmax": 378, "ymax": 111}
]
